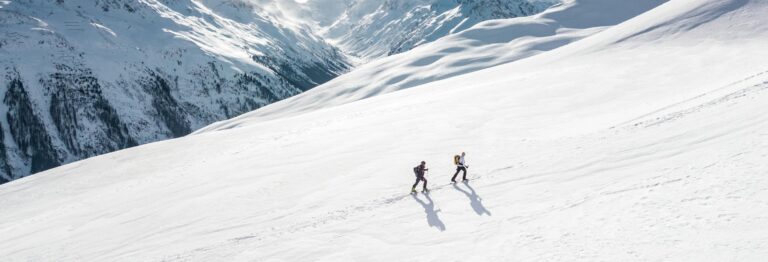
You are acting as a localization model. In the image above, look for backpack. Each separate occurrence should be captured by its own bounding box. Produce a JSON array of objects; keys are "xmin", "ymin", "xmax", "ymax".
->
[
  {"xmin": 413, "ymin": 166, "xmax": 420, "ymax": 176},
  {"xmin": 453, "ymin": 155, "xmax": 460, "ymax": 165}
]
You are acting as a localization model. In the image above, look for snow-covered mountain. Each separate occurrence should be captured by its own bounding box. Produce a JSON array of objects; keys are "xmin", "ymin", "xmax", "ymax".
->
[
  {"xmin": 199, "ymin": 0, "xmax": 666, "ymax": 131},
  {"xmin": 0, "ymin": 0, "xmax": 350, "ymax": 182},
  {"xmin": 0, "ymin": 0, "xmax": 557, "ymax": 183},
  {"xmin": 1, "ymin": 0, "xmax": 767, "ymax": 260},
  {"xmin": 301, "ymin": 0, "xmax": 558, "ymax": 58}
]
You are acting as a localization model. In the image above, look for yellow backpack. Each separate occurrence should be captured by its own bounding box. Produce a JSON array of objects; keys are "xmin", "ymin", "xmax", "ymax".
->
[{"xmin": 453, "ymin": 155, "xmax": 460, "ymax": 165}]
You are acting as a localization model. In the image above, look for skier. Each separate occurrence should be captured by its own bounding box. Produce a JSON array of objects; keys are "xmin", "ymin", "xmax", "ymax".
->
[
  {"xmin": 412, "ymin": 161, "xmax": 430, "ymax": 193},
  {"xmin": 451, "ymin": 152, "xmax": 468, "ymax": 183}
]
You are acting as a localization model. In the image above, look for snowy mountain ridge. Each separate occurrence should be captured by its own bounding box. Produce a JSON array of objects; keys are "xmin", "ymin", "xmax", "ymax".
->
[
  {"xmin": 198, "ymin": 0, "xmax": 667, "ymax": 132},
  {"xmin": 300, "ymin": 0, "xmax": 558, "ymax": 58},
  {"xmin": 0, "ymin": 0, "xmax": 553, "ymax": 183}
]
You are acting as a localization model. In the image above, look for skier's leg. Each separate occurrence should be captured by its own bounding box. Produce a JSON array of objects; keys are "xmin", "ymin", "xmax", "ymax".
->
[
  {"xmin": 451, "ymin": 167, "xmax": 460, "ymax": 181},
  {"xmin": 412, "ymin": 177, "xmax": 420, "ymax": 189},
  {"xmin": 422, "ymin": 177, "xmax": 428, "ymax": 191},
  {"xmin": 461, "ymin": 167, "xmax": 467, "ymax": 180}
]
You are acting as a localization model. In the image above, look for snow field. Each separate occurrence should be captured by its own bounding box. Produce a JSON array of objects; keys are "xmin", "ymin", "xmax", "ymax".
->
[{"xmin": 1, "ymin": 0, "xmax": 768, "ymax": 261}]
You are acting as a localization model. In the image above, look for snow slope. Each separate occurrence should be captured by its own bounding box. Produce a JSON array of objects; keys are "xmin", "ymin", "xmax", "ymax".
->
[
  {"xmin": 2, "ymin": 0, "xmax": 768, "ymax": 261},
  {"xmin": 197, "ymin": 0, "xmax": 667, "ymax": 132}
]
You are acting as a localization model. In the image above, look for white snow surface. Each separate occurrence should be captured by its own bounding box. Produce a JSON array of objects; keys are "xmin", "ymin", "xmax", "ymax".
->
[{"xmin": 2, "ymin": 0, "xmax": 768, "ymax": 261}]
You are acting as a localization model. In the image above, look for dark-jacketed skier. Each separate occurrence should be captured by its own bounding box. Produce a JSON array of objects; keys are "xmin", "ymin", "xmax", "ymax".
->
[
  {"xmin": 412, "ymin": 161, "xmax": 429, "ymax": 193},
  {"xmin": 451, "ymin": 152, "xmax": 469, "ymax": 182}
]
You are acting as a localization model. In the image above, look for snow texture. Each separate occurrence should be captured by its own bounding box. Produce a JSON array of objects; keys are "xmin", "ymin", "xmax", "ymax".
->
[{"xmin": 1, "ymin": 0, "xmax": 768, "ymax": 261}]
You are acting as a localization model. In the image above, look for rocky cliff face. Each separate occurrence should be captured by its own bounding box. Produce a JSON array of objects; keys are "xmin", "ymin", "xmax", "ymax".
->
[{"xmin": 0, "ymin": 0, "xmax": 349, "ymax": 182}]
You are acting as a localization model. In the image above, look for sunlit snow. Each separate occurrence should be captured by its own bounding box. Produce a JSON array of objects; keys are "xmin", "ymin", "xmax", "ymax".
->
[{"xmin": 1, "ymin": 0, "xmax": 767, "ymax": 261}]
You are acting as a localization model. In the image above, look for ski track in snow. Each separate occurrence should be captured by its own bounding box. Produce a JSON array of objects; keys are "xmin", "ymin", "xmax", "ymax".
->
[
  {"xmin": 621, "ymin": 69, "xmax": 768, "ymax": 128},
  {"xmin": 167, "ymin": 71, "xmax": 768, "ymax": 260},
  {"xmin": 172, "ymin": 178, "xmax": 488, "ymax": 259}
]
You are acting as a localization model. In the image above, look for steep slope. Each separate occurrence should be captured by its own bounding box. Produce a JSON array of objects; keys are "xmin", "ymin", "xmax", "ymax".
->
[
  {"xmin": 303, "ymin": 0, "xmax": 557, "ymax": 58},
  {"xmin": 198, "ymin": 0, "xmax": 667, "ymax": 133},
  {"xmin": 1, "ymin": 0, "xmax": 768, "ymax": 261},
  {"xmin": 0, "ymin": 0, "xmax": 349, "ymax": 182}
]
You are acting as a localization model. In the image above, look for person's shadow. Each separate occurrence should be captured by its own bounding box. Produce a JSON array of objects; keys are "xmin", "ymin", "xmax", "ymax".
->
[
  {"xmin": 411, "ymin": 193, "xmax": 446, "ymax": 231},
  {"xmin": 452, "ymin": 182, "xmax": 492, "ymax": 216}
]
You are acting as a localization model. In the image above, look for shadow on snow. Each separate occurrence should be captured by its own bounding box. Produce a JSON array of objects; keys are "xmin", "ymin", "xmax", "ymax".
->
[
  {"xmin": 411, "ymin": 193, "xmax": 446, "ymax": 231},
  {"xmin": 452, "ymin": 182, "xmax": 492, "ymax": 216}
]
